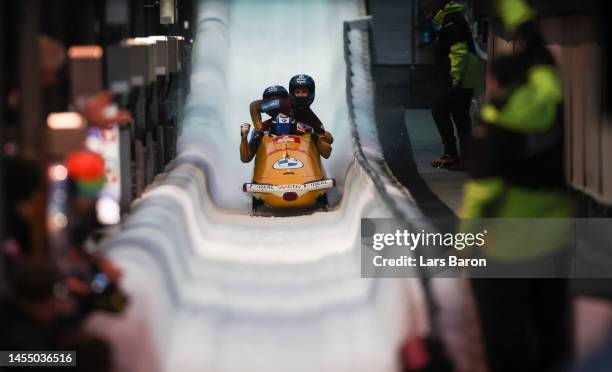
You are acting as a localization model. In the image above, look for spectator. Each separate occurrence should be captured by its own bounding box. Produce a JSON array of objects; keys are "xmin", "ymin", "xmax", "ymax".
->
[
  {"xmin": 61, "ymin": 152, "xmax": 127, "ymax": 319},
  {"xmin": 460, "ymin": 0, "xmax": 572, "ymax": 371},
  {"xmin": 423, "ymin": 0, "xmax": 481, "ymax": 169},
  {"xmin": 0, "ymin": 258, "xmax": 64, "ymax": 351},
  {"xmin": 1, "ymin": 156, "xmax": 42, "ymax": 259}
]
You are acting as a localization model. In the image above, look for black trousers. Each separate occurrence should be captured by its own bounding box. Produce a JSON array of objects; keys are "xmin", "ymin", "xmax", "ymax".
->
[
  {"xmin": 431, "ymin": 87, "xmax": 473, "ymax": 157},
  {"xmin": 470, "ymin": 278, "xmax": 572, "ymax": 372}
]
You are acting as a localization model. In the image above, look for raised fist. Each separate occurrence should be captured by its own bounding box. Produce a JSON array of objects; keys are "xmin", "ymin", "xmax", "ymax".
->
[{"xmin": 240, "ymin": 123, "xmax": 251, "ymax": 138}]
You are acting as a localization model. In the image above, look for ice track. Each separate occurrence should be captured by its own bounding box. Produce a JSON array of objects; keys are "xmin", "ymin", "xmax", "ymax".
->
[{"xmin": 90, "ymin": 1, "xmax": 435, "ymax": 371}]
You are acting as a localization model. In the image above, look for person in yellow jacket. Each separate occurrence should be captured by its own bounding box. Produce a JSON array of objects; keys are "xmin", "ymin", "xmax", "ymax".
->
[
  {"xmin": 424, "ymin": 0, "xmax": 481, "ymax": 168},
  {"xmin": 460, "ymin": 1, "xmax": 572, "ymax": 371}
]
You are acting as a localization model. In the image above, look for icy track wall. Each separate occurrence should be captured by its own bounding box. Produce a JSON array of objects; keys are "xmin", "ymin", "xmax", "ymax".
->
[
  {"xmin": 92, "ymin": 1, "xmax": 431, "ymax": 372},
  {"xmin": 343, "ymin": 18, "xmax": 421, "ymax": 220}
]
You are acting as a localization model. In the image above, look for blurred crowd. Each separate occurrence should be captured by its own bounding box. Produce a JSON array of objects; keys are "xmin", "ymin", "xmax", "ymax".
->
[
  {"xmin": 1, "ymin": 153, "xmax": 127, "ymax": 372},
  {"xmin": 1, "ymin": 119, "xmax": 131, "ymax": 371},
  {"xmin": 1, "ymin": 9, "xmax": 131, "ymax": 370},
  {"xmin": 1, "ymin": 0, "xmax": 190, "ymax": 367}
]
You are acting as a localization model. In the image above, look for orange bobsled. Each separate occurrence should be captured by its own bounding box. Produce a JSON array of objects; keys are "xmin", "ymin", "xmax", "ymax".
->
[{"xmin": 243, "ymin": 116, "xmax": 334, "ymax": 210}]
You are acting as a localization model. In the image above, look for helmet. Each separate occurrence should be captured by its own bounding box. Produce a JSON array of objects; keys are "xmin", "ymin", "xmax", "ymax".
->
[
  {"xmin": 288, "ymin": 74, "xmax": 315, "ymax": 109},
  {"xmin": 262, "ymin": 85, "xmax": 289, "ymax": 100}
]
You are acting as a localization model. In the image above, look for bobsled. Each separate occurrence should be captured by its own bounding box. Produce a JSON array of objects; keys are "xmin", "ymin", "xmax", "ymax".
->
[{"xmin": 243, "ymin": 114, "xmax": 334, "ymax": 210}]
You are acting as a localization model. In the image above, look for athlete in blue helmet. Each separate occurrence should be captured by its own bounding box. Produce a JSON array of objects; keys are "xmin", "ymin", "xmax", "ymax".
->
[
  {"xmin": 288, "ymin": 74, "xmax": 316, "ymax": 110},
  {"xmin": 240, "ymin": 85, "xmax": 290, "ymax": 162},
  {"xmin": 287, "ymin": 74, "xmax": 331, "ymax": 140},
  {"xmin": 287, "ymin": 74, "xmax": 334, "ymax": 146},
  {"xmin": 262, "ymin": 85, "xmax": 289, "ymax": 99},
  {"xmin": 261, "ymin": 85, "xmax": 289, "ymax": 121}
]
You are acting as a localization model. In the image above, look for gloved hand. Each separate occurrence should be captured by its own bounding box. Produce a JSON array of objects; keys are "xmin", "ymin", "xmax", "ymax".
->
[
  {"xmin": 321, "ymin": 131, "xmax": 334, "ymax": 144},
  {"xmin": 240, "ymin": 123, "xmax": 251, "ymax": 139}
]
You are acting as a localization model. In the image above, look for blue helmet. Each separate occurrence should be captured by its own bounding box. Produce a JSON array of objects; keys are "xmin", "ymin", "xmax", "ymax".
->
[
  {"xmin": 262, "ymin": 85, "xmax": 289, "ymax": 100},
  {"xmin": 288, "ymin": 74, "xmax": 315, "ymax": 109}
]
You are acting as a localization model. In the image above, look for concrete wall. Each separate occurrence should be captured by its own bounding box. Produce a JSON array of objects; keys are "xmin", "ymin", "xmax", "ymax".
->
[{"xmin": 368, "ymin": 0, "xmax": 435, "ymax": 65}]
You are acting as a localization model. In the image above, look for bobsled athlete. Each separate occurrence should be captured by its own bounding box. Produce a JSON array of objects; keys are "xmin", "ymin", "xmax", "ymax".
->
[
  {"xmin": 240, "ymin": 75, "xmax": 333, "ymax": 162},
  {"xmin": 286, "ymin": 74, "xmax": 334, "ymax": 151},
  {"xmin": 259, "ymin": 85, "xmax": 290, "ymax": 130},
  {"xmin": 240, "ymin": 85, "xmax": 288, "ymax": 163}
]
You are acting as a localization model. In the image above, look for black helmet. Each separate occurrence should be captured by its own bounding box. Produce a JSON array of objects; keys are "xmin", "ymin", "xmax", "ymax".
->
[
  {"xmin": 262, "ymin": 85, "xmax": 289, "ymax": 100},
  {"xmin": 288, "ymin": 74, "xmax": 315, "ymax": 109}
]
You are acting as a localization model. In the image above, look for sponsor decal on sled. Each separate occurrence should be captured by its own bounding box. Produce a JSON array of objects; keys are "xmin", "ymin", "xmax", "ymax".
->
[
  {"xmin": 243, "ymin": 179, "xmax": 335, "ymax": 197},
  {"xmin": 273, "ymin": 157, "xmax": 303, "ymax": 170},
  {"xmin": 272, "ymin": 136, "xmax": 301, "ymax": 144}
]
